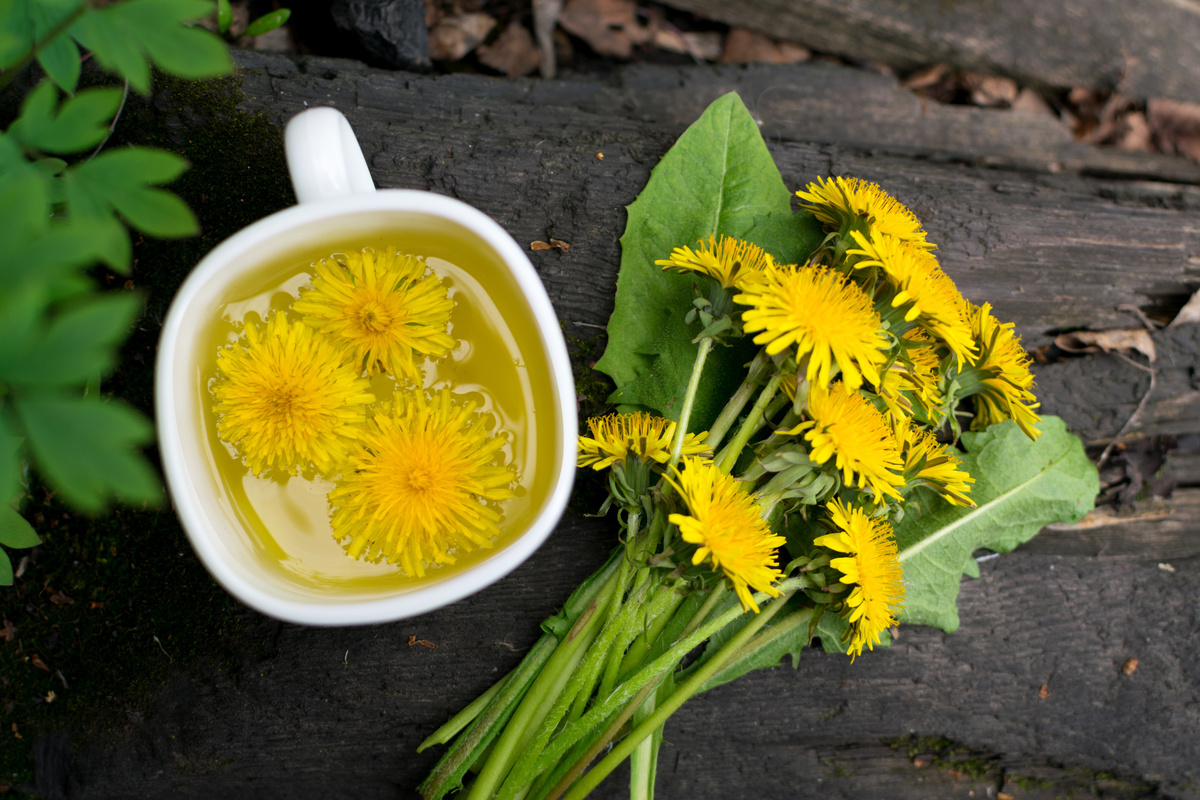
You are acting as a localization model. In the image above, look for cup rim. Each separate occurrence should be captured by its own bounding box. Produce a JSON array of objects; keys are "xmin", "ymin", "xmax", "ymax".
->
[{"xmin": 155, "ymin": 189, "xmax": 576, "ymax": 626}]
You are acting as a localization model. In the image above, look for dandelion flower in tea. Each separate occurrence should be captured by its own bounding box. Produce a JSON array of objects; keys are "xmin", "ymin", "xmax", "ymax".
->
[
  {"xmin": 211, "ymin": 313, "xmax": 376, "ymax": 476},
  {"xmin": 294, "ymin": 247, "xmax": 456, "ymax": 382},
  {"xmin": 328, "ymin": 388, "xmax": 516, "ymax": 577}
]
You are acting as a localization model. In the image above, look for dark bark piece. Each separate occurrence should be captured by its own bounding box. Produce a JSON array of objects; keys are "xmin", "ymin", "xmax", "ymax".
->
[
  {"xmin": 330, "ymin": 0, "xmax": 431, "ymax": 71},
  {"xmin": 657, "ymin": 0, "xmax": 1200, "ymax": 107}
]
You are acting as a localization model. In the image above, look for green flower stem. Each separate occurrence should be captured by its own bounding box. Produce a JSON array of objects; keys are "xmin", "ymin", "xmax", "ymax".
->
[
  {"xmin": 465, "ymin": 566, "xmax": 624, "ymax": 800},
  {"xmin": 600, "ymin": 574, "xmax": 682, "ymax": 702},
  {"xmin": 703, "ymin": 348, "xmax": 770, "ymax": 450},
  {"xmin": 556, "ymin": 589, "xmax": 797, "ymax": 800},
  {"xmin": 669, "ymin": 336, "xmax": 714, "ymax": 468},
  {"xmin": 695, "ymin": 607, "xmax": 812, "ymax": 692},
  {"xmin": 532, "ymin": 578, "xmax": 809, "ymax": 800},
  {"xmin": 496, "ymin": 577, "xmax": 655, "ymax": 800},
  {"xmin": 629, "ymin": 685, "xmax": 664, "ymax": 800},
  {"xmin": 417, "ymin": 664, "xmax": 516, "ymax": 752},
  {"xmin": 676, "ymin": 582, "xmax": 727, "ymax": 642},
  {"xmin": 716, "ymin": 373, "xmax": 783, "ymax": 473},
  {"xmin": 420, "ymin": 554, "xmax": 625, "ymax": 800}
]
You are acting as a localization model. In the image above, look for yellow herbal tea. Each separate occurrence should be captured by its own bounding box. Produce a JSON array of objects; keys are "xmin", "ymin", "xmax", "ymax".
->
[{"xmin": 198, "ymin": 230, "xmax": 559, "ymax": 595}]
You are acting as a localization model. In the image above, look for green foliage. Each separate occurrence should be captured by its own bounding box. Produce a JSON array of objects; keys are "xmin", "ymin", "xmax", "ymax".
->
[
  {"xmin": 0, "ymin": 2, "xmax": 232, "ymax": 536},
  {"xmin": 245, "ymin": 8, "xmax": 291, "ymax": 37},
  {"xmin": 0, "ymin": 503, "xmax": 40, "ymax": 585},
  {"xmin": 594, "ymin": 92, "xmax": 823, "ymax": 434},
  {"xmin": 894, "ymin": 416, "xmax": 1099, "ymax": 632}
]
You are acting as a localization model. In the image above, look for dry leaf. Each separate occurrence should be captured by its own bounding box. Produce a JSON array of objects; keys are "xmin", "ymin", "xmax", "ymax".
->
[
  {"xmin": 31, "ymin": 654, "xmax": 49, "ymax": 671},
  {"xmin": 1148, "ymin": 98, "xmax": 1200, "ymax": 162},
  {"xmin": 1054, "ymin": 328, "xmax": 1156, "ymax": 362},
  {"xmin": 11, "ymin": 723, "xmax": 20, "ymax": 740},
  {"xmin": 596, "ymin": 152, "xmax": 604, "ymax": 160},
  {"xmin": 477, "ymin": 21, "xmax": 540, "ymax": 78},
  {"xmin": 652, "ymin": 28, "xmax": 721, "ymax": 61},
  {"xmin": 531, "ymin": 241, "xmax": 553, "ymax": 251},
  {"xmin": 998, "ymin": 794, "xmax": 1016, "ymax": 800},
  {"xmin": 1038, "ymin": 683, "xmax": 1050, "ymax": 698},
  {"xmin": 428, "ymin": 12, "xmax": 496, "ymax": 61},
  {"xmin": 1122, "ymin": 658, "xmax": 1139, "ymax": 675},
  {"xmin": 902, "ymin": 63, "xmax": 951, "ymax": 91},
  {"xmin": 1168, "ymin": 288, "xmax": 1200, "ymax": 328},
  {"xmin": 1117, "ymin": 111, "xmax": 1154, "ymax": 152},
  {"xmin": 1, "ymin": 620, "xmax": 13, "ymax": 642},
  {"xmin": 558, "ymin": 0, "xmax": 650, "ymax": 59},
  {"xmin": 720, "ymin": 29, "xmax": 809, "ymax": 64},
  {"xmin": 1159, "ymin": 562, "xmax": 1176, "ymax": 572},
  {"xmin": 1011, "ymin": 88, "xmax": 1055, "ymax": 117},
  {"xmin": 963, "ymin": 72, "xmax": 1017, "ymax": 107},
  {"xmin": 49, "ymin": 590, "xmax": 73, "ymax": 607},
  {"xmin": 548, "ymin": 238, "xmax": 570, "ymax": 252}
]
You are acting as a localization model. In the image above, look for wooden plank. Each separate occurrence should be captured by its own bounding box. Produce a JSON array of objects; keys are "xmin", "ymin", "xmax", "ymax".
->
[
  {"xmin": 50, "ymin": 550, "xmax": 1200, "ymax": 799},
  {"xmin": 234, "ymin": 52, "xmax": 1200, "ymax": 352},
  {"xmin": 1032, "ymin": 488, "xmax": 1200, "ymax": 559},
  {"xmin": 657, "ymin": 0, "xmax": 1200, "ymax": 106}
]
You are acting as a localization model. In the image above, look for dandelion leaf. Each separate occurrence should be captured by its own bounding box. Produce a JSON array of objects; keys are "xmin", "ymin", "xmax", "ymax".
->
[
  {"xmin": 894, "ymin": 416, "xmax": 1098, "ymax": 633},
  {"xmin": 595, "ymin": 92, "xmax": 820, "ymax": 432}
]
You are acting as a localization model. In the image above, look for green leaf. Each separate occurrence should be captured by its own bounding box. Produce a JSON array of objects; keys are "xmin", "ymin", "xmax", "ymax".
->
[
  {"xmin": 0, "ymin": 217, "xmax": 127, "ymax": 285},
  {"xmin": 0, "ymin": 547, "xmax": 11, "ymax": 585},
  {"xmin": 10, "ymin": 84, "xmax": 123, "ymax": 154},
  {"xmin": 0, "ymin": 505, "xmax": 40, "ymax": 549},
  {"xmin": 69, "ymin": 0, "xmax": 232, "ymax": 93},
  {"xmin": 14, "ymin": 394, "xmax": 161, "ymax": 514},
  {"xmin": 0, "ymin": 167, "xmax": 51, "ymax": 248},
  {"xmin": 66, "ymin": 147, "xmax": 198, "ymax": 238},
  {"xmin": 894, "ymin": 416, "xmax": 1099, "ymax": 633},
  {"xmin": 696, "ymin": 595, "xmax": 811, "ymax": 692},
  {"xmin": 216, "ymin": 0, "xmax": 231, "ymax": 34},
  {"xmin": 30, "ymin": 0, "xmax": 84, "ymax": 93},
  {"xmin": 245, "ymin": 8, "xmax": 290, "ymax": 36},
  {"xmin": 0, "ymin": 292, "xmax": 142, "ymax": 387},
  {"xmin": 594, "ymin": 92, "xmax": 803, "ymax": 433},
  {"xmin": 0, "ymin": 413, "xmax": 22, "ymax": 506}
]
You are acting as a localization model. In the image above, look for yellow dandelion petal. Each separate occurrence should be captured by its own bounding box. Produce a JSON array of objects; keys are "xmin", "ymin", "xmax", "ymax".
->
[
  {"xmin": 328, "ymin": 388, "xmax": 517, "ymax": 577},
  {"xmin": 894, "ymin": 421, "xmax": 975, "ymax": 507},
  {"xmin": 655, "ymin": 235, "xmax": 777, "ymax": 291},
  {"xmin": 666, "ymin": 456, "xmax": 786, "ymax": 613},
  {"xmin": 962, "ymin": 302, "xmax": 1041, "ymax": 439},
  {"xmin": 796, "ymin": 176, "xmax": 933, "ymax": 250},
  {"xmin": 293, "ymin": 247, "xmax": 456, "ymax": 382},
  {"xmin": 812, "ymin": 498, "xmax": 904, "ymax": 660},
  {"xmin": 802, "ymin": 382, "xmax": 906, "ymax": 503},
  {"xmin": 211, "ymin": 313, "xmax": 376, "ymax": 476},
  {"xmin": 577, "ymin": 412, "xmax": 709, "ymax": 471},
  {"xmin": 875, "ymin": 329, "xmax": 945, "ymax": 424},
  {"xmin": 735, "ymin": 263, "xmax": 889, "ymax": 390},
  {"xmin": 847, "ymin": 230, "xmax": 977, "ymax": 367}
]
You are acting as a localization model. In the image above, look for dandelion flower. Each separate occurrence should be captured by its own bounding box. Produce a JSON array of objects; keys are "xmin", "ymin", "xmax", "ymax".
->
[
  {"xmin": 875, "ymin": 329, "xmax": 944, "ymax": 423},
  {"xmin": 960, "ymin": 302, "xmax": 1041, "ymax": 439},
  {"xmin": 847, "ymin": 230, "xmax": 977, "ymax": 367},
  {"xmin": 894, "ymin": 422, "xmax": 975, "ymax": 507},
  {"xmin": 577, "ymin": 412, "xmax": 709, "ymax": 471},
  {"xmin": 736, "ymin": 263, "xmax": 889, "ymax": 390},
  {"xmin": 667, "ymin": 456, "xmax": 785, "ymax": 613},
  {"xmin": 796, "ymin": 176, "xmax": 933, "ymax": 250},
  {"xmin": 656, "ymin": 235, "xmax": 776, "ymax": 291},
  {"xmin": 329, "ymin": 388, "xmax": 516, "ymax": 577},
  {"xmin": 211, "ymin": 313, "xmax": 375, "ymax": 476},
  {"xmin": 293, "ymin": 247, "xmax": 456, "ymax": 382},
  {"xmin": 814, "ymin": 498, "xmax": 905, "ymax": 660},
  {"xmin": 796, "ymin": 382, "xmax": 906, "ymax": 503}
]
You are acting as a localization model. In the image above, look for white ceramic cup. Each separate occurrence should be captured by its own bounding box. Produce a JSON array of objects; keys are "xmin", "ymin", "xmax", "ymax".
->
[{"xmin": 155, "ymin": 107, "xmax": 576, "ymax": 626}]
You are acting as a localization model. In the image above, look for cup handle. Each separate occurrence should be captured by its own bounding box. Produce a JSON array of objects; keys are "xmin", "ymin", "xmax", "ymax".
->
[{"xmin": 284, "ymin": 107, "xmax": 377, "ymax": 204}]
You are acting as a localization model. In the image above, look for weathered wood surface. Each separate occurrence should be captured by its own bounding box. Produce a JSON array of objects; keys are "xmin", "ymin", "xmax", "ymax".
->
[
  {"xmin": 659, "ymin": 0, "xmax": 1200, "ymax": 106},
  {"xmin": 39, "ymin": 51, "xmax": 1200, "ymax": 799}
]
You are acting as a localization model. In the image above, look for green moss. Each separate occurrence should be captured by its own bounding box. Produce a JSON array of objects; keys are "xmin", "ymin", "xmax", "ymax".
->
[
  {"xmin": 888, "ymin": 734, "xmax": 999, "ymax": 782},
  {"xmin": 0, "ymin": 66, "xmax": 292, "ymax": 794}
]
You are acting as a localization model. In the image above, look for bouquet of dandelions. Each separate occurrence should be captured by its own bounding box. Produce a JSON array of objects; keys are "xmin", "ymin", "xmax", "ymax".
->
[{"xmin": 416, "ymin": 94, "xmax": 1098, "ymax": 800}]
